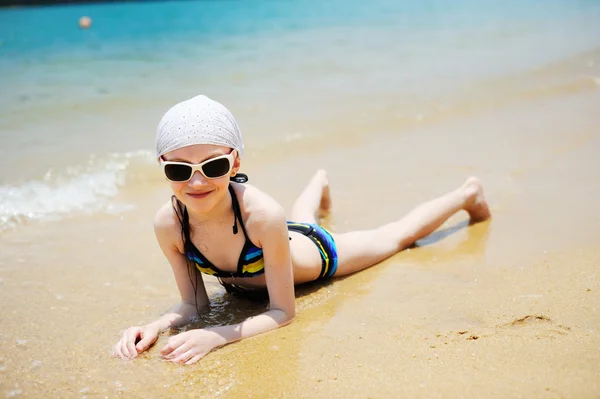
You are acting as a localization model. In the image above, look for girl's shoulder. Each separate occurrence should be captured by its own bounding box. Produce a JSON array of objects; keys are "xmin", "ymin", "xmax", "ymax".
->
[
  {"xmin": 153, "ymin": 198, "xmax": 184, "ymax": 250},
  {"xmin": 232, "ymin": 183, "xmax": 283, "ymax": 215},
  {"xmin": 231, "ymin": 183, "xmax": 286, "ymax": 235}
]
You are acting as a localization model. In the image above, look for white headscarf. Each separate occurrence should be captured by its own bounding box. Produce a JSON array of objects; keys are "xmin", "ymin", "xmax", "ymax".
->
[{"xmin": 155, "ymin": 95, "xmax": 245, "ymax": 160}]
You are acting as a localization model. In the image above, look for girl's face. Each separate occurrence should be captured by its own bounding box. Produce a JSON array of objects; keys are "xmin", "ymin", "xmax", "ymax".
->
[{"xmin": 161, "ymin": 144, "xmax": 241, "ymax": 214}]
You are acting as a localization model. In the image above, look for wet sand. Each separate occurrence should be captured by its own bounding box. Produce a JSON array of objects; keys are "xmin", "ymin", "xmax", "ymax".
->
[{"xmin": 2, "ymin": 66, "xmax": 600, "ymax": 397}]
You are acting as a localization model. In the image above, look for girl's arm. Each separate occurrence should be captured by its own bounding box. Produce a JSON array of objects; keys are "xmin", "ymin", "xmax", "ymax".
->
[
  {"xmin": 113, "ymin": 206, "xmax": 209, "ymax": 359},
  {"xmin": 159, "ymin": 203, "xmax": 296, "ymax": 365},
  {"xmin": 149, "ymin": 212, "xmax": 210, "ymax": 330}
]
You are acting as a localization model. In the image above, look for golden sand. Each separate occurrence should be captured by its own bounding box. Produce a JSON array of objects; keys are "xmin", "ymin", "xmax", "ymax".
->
[{"xmin": 1, "ymin": 56, "xmax": 600, "ymax": 398}]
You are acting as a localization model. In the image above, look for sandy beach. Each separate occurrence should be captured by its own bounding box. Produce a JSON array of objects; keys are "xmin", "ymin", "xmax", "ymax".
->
[
  {"xmin": 2, "ymin": 0, "xmax": 600, "ymax": 396},
  {"xmin": 2, "ymin": 50, "xmax": 600, "ymax": 397}
]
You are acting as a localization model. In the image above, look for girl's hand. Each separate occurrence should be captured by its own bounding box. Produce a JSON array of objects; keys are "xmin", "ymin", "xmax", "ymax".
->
[
  {"xmin": 160, "ymin": 329, "xmax": 223, "ymax": 365},
  {"xmin": 113, "ymin": 325, "xmax": 160, "ymax": 359}
]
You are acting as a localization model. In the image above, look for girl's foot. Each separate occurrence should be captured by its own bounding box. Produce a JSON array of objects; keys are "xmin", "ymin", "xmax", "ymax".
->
[{"xmin": 462, "ymin": 177, "xmax": 491, "ymax": 223}]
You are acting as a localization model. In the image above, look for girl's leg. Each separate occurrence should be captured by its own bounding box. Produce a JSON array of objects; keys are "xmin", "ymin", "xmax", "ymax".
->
[
  {"xmin": 333, "ymin": 177, "xmax": 491, "ymax": 277},
  {"xmin": 290, "ymin": 169, "xmax": 331, "ymax": 224}
]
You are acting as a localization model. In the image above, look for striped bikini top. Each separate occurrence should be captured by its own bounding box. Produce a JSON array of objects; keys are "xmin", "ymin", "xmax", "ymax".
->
[{"xmin": 183, "ymin": 185, "xmax": 265, "ymax": 279}]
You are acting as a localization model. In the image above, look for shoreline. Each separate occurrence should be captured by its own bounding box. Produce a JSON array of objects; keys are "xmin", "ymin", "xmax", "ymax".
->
[{"xmin": 1, "ymin": 47, "xmax": 599, "ymax": 233}]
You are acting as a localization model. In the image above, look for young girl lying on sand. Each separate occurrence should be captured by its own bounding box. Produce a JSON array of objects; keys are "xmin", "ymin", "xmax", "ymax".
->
[{"xmin": 113, "ymin": 95, "xmax": 491, "ymax": 365}]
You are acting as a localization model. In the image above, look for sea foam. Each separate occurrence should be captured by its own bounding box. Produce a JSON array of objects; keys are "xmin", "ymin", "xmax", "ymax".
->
[{"xmin": 0, "ymin": 150, "xmax": 154, "ymax": 232}]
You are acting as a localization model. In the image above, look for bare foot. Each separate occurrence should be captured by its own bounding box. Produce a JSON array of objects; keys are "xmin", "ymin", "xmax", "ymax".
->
[
  {"xmin": 462, "ymin": 177, "xmax": 491, "ymax": 223},
  {"xmin": 315, "ymin": 169, "xmax": 332, "ymax": 218}
]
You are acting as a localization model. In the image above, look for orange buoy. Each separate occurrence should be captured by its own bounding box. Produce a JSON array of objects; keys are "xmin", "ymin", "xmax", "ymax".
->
[{"xmin": 79, "ymin": 16, "xmax": 92, "ymax": 29}]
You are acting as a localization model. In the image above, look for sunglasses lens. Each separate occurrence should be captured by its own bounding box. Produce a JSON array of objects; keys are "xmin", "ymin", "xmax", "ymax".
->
[
  {"xmin": 202, "ymin": 158, "xmax": 231, "ymax": 178},
  {"xmin": 164, "ymin": 164, "xmax": 192, "ymax": 182}
]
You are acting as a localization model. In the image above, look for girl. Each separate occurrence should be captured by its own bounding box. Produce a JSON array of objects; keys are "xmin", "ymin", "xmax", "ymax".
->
[{"xmin": 113, "ymin": 95, "xmax": 491, "ymax": 365}]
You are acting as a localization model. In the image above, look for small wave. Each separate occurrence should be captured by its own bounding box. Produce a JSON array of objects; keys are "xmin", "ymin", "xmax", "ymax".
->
[{"xmin": 0, "ymin": 150, "xmax": 155, "ymax": 232}]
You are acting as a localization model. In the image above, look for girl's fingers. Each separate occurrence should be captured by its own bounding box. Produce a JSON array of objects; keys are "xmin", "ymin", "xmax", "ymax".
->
[
  {"xmin": 120, "ymin": 337, "xmax": 132, "ymax": 358},
  {"xmin": 160, "ymin": 335, "xmax": 183, "ymax": 357},
  {"xmin": 113, "ymin": 327, "xmax": 149, "ymax": 359},
  {"xmin": 184, "ymin": 354, "xmax": 202, "ymax": 365},
  {"xmin": 136, "ymin": 332, "xmax": 156, "ymax": 352},
  {"xmin": 169, "ymin": 349, "xmax": 196, "ymax": 364},
  {"xmin": 120, "ymin": 328, "xmax": 139, "ymax": 358},
  {"xmin": 125, "ymin": 330, "xmax": 139, "ymax": 358},
  {"xmin": 162, "ymin": 342, "xmax": 189, "ymax": 360}
]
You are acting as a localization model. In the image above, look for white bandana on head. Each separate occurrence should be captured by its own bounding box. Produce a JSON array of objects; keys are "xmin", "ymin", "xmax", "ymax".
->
[{"xmin": 155, "ymin": 95, "xmax": 245, "ymax": 160}]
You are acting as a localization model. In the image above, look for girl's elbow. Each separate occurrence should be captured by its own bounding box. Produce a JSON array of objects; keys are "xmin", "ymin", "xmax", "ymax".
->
[
  {"xmin": 282, "ymin": 308, "xmax": 296, "ymax": 325},
  {"xmin": 272, "ymin": 306, "xmax": 295, "ymax": 326}
]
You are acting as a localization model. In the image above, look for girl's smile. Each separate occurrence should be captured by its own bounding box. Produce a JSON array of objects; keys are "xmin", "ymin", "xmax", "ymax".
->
[{"xmin": 187, "ymin": 190, "xmax": 214, "ymax": 200}]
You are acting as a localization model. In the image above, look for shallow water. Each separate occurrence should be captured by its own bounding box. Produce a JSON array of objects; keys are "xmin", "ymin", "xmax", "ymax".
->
[{"xmin": 1, "ymin": 0, "xmax": 600, "ymax": 397}]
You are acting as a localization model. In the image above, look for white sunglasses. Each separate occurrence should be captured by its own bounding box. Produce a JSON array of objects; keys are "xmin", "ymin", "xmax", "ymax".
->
[{"xmin": 160, "ymin": 151, "xmax": 236, "ymax": 182}]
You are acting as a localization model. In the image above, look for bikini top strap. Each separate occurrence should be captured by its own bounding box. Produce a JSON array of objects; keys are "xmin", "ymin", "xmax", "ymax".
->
[{"xmin": 228, "ymin": 184, "xmax": 250, "ymax": 239}]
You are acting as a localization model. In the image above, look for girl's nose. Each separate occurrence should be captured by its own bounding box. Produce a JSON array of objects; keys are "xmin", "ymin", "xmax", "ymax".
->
[{"xmin": 188, "ymin": 171, "xmax": 208, "ymax": 187}]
